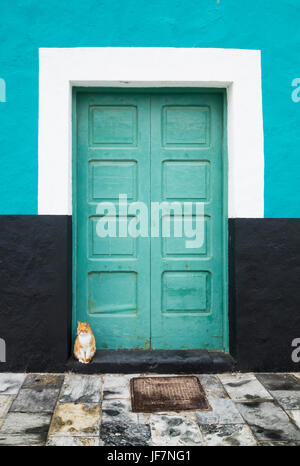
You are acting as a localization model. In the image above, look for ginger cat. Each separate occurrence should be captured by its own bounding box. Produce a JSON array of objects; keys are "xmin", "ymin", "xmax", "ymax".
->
[{"xmin": 74, "ymin": 322, "xmax": 96, "ymax": 364}]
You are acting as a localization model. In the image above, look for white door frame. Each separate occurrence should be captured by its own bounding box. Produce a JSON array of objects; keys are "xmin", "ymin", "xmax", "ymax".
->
[{"xmin": 38, "ymin": 47, "xmax": 264, "ymax": 218}]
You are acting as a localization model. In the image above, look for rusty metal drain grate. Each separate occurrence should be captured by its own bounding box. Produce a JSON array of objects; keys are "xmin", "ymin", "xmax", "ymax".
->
[{"xmin": 130, "ymin": 376, "xmax": 211, "ymax": 413}]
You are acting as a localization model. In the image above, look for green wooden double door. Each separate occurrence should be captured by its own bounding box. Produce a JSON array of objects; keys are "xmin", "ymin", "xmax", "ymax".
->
[{"xmin": 74, "ymin": 90, "xmax": 227, "ymax": 351}]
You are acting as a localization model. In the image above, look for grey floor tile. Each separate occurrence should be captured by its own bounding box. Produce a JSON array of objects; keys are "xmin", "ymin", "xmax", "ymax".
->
[
  {"xmin": 0, "ymin": 434, "xmax": 46, "ymax": 446},
  {"xmin": 150, "ymin": 413, "xmax": 203, "ymax": 446},
  {"xmin": 270, "ymin": 390, "xmax": 300, "ymax": 409},
  {"xmin": 0, "ymin": 373, "xmax": 25, "ymax": 394},
  {"xmin": 196, "ymin": 398, "xmax": 244, "ymax": 425},
  {"xmin": 102, "ymin": 399, "xmax": 147, "ymax": 425},
  {"xmin": 219, "ymin": 373, "xmax": 272, "ymax": 402},
  {"xmin": 100, "ymin": 422, "xmax": 151, "ymax": 446},
  {"xmin": 23, "ymin": 374, "xmax": 64, "ymax": 390},
  {"xmin": 197, "ymin": 375, "xmax": 228, "ymax": 399},
  {"xmin": 256, "ymin": 373, "xmax": 300, "ymax": 391},
  {"xmin": 287, "ymin": 409, "xmax": 300, "ymax": 428},
  {"xmin": 0, "ymin": 395, "xmax": 15, "ymax": 418},
  {"xmin": 47, "ymin": 436, "xmax": 100, "ymax": 446},
  {"xmin": 201, "ymin": 424, "xmax": 257, "ymax": 446},
  {"xmin": 59, "ymin": 375, "xmax": 102, "ymax": 403},
  {"xmin": 103, "ymin": 374, "xmax": 133, "ymax": 399},
  {"xmin": 101, "ymin": 399, "xmax": 150, "ymax": 446},
  {"xmin": 236, "ymin": 401, "xmax": 300, "ymax": 442},
  {"xmin": 0, "ymin": 412, "xmax": 52, "ymax": 445},
  {"xmin": 10, "ymin": 387, "xmax": 59, "ymax": 413},
  {"xmin": 49, "ymin": 402, "xmax": 100, "ymax": 437},
  {"xmin": 258, "ymin": 440, "xmax": 300, "ymax": 446},
  {"xmin": 143, "ymin": 373, "xmax": 178, "ymax": 377}
]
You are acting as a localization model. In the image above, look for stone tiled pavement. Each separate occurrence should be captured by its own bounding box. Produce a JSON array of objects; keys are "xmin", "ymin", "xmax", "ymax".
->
[{"xmin": 1, "ymin": 372, "xmax": 300, "ymax": 446}]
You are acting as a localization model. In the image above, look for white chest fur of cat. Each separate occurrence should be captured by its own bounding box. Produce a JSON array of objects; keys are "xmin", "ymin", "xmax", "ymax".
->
[{"xmin": 74, "ymin": 322, "xmax": 96, "ymax": 364}]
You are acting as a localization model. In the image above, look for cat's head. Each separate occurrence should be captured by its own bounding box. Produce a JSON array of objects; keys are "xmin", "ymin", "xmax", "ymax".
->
[{"xmin": 77, "ymin": 321, "xmax": 92, "ymax": 335}]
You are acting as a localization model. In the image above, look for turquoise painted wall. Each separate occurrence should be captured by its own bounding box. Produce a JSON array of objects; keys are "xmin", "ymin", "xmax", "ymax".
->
[{"xmin": 1, "ymin": 0, "xmax": 300, "ymax": 217}]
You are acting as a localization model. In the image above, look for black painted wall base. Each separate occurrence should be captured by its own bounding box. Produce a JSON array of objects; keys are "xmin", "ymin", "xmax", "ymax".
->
[
  {"xmin": 229, "ymin": 218, "xmax": 300, "ymax": 372},
  {"xmin": 0, "ymin": 216, "xmax": 72, "ymax": 372},
  {"xmin": 0, "ymin": 215, "xmax": 300, "ymax": 373}
]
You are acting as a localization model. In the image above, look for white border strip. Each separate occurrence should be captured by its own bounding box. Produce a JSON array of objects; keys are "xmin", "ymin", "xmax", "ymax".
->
[{"xmin": 38, "ymin": 47, "xmax": 264, "ymax": 217}]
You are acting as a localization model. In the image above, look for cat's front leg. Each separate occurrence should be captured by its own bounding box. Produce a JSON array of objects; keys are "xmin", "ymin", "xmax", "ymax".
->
[
  {"xmin": 82, "ymin": 349, "xmax": 93, "ymax": 363},
  {"xmin": 78, "ymin": 349, "xmax": 86, "ymax": 363}
]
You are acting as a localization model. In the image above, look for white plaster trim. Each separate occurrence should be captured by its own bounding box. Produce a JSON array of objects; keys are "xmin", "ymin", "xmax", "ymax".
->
[{"xmin": 38, "ymin": 47, "xmax": 264, "ymax": 217}]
